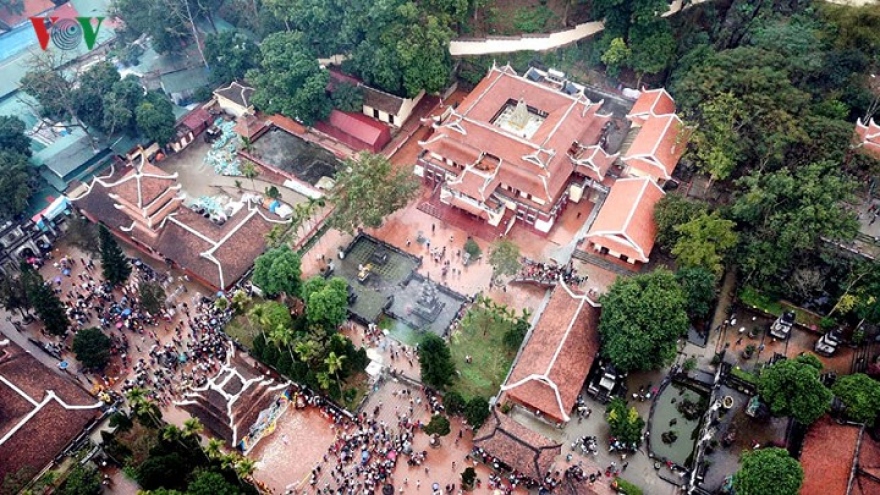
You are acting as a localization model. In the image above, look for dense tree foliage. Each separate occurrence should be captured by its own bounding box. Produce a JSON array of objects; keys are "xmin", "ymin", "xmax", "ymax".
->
[
  {"xmin": 328, "ymin": 152, "xmax": 419, "ymax": 234},
  {"xmin": 0, "ymin": 116, "xmax": 32, "ymax": 157},
  {"xmin": 733, "ymin": 447, "xmax": 803, "ymax": 495},
  {"xmin": 204, "ymin": 30, "xmax": 257, "ymax": 85},
  {"xmin": 730, "ymin": 161, "xmax": 858, "ymax": 288},
  {"xmin": 0, "ymin": 150, "xmax": 32, "ymax": 221},
  {"xmin": 58, "ymin": 465, "xmax": 101, "ymax": 495},
  {"xmin": 593, "ymin": 0, "xmax": 676, "ymax": 79},
  {"xmin": 301, "ymin": 276, "xmax": 350, "ymax": 331},
  {"xmin": 23, "ymin": 264, "xmax": 70, "ymax": 336},
  {"xmin": 832, "ymin": 373, "xmax": 880, "ymax": 426},
  {"xmin": 247, "ymin": 32, "xmax": 332, "ymax": 126},
  {"xmin": 672, "ymin": 211, "xmax": 738, "ymax": 276},
  {"xmin": 139, "ymin": 281, "xmax": 167, "ymax": 315},
  {"xmin": 419, "ymin": 333, "xmax": 456, "ymax": 390},
  {"xmin": 598, "ymin": 269, "xmax": 689, "ymax": 372},
  {"xmin": 676, "ymin": 267, "xmax": 717, "ymax": 320},
  {"xmin": 465, "ymin": 396, "xmax": 490, "ymax": 429},
  {"xmin": 251, "ymin": 246, "xmax": 303, "ymax": 297},
  {"xmin": 136, "ymin": 92, "xmax": 176, "ymax": 146},
  {"xmin": 758, "ymin": 354, "xmax": 832, "ymax": 425},
  {"xmin": 605, "ymin": 397, "xmax": 645, "ymax": 446},
  {"xmin": 653, "ymin": 195, "xmax": 708, "ymax": 252},
  {"xmin": 99, "ymin": 224, "xmax": 132, "ymax": 286},
  {"xmin": 73, "ymin": 327, "xmax": 112, "ymax": 370}
]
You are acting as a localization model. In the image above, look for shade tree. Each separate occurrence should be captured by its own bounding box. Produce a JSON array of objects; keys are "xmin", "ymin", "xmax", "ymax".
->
[
  {"xmin": 99, "ymin": 224, "xmax": 132, "ymax": 286},
  {"xmin": 832, "ymin": 373, "xmax": 880, "ymax": 426},
  {"xmin": 733, "ymin": 447, "xmax": 803, "ymax": 495},
  {"xmin": 327, "ymin": 151, "xmax": 419, "ymax": 234},
  {"xmin": 597, "ymin": 269, "xmax": 689, "ymax": 372},
  {"xmin": 758, "ymin": 354, "xmax": 832, "ymax": 425},
  {"xmin": 72, "ymin": 327, "xmax": 112, "ymax": 370},
  {"xmin": 251, "ymin": 246, "xmax": 302, "ymax": 297},
  {"xmin": 419, "ymin": 333, "xmax": 456, "ymax": 390}
]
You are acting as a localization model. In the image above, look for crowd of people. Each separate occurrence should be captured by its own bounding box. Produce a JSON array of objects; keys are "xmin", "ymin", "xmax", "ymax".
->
[
  {"xmin": 37, "ymin": 250, "xmax": 242, "ymax": 410},
  {"xmin": 515, "ymin": 258, "xmax": 586, "ymax": 287}
]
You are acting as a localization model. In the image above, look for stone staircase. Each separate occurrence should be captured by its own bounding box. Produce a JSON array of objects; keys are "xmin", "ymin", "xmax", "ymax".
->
[{"xmin": 571, "ymin": 249, "xmax": 637, "ymax": 276}]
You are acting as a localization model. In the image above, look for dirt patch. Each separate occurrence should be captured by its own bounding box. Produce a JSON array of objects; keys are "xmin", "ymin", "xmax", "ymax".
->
[{"xmin": 468, "ymin": 0, "xmax": 592, "ymax": 36}]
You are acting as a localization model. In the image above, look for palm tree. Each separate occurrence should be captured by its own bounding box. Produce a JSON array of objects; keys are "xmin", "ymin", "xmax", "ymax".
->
[
  {"xmin": 324, "ymin": 351, "xmax": 346, "ymax": 396},
  {"xmin": 268, "ymin": 323, "xmax": 296, "ymax": 362},
  {"xmin": 182, "ymin": 417, "xmax": 204, "ymax": 441},
  {"xmin": 316, "ymin": 371, "xmax": 332, "ymax": 391},
  {"xmin": 234, "ymin": 457, "xmax": 257, "ymax": 485},
  {"xmin": 162, "ymin": 424, "xmax": 190, "ymax": 451},
  {"xmin": 241, "ymin": 161, "xmax": 258, "ymax": 190},
  {"xmin": 240, "ymin": 136, "xmax": 254, "ymax": 153},
  {"xmin": 205, "ymin": 438, "xmax": 224, "ymax": 461},
  {"xmin": 126, "ymin": 387, "xmax": 161, "ymax": 426}
]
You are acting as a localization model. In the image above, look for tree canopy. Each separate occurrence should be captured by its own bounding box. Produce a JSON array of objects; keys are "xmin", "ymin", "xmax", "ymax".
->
[
  {"xmin": 419, "ymin": 333, "xmax": 456, "ymax": 390},
  {"xmin": 301, "ymin": 276, "xmax": 350, "ymax": 331},
  {"xmin": 731, "ymin": 161, "xmax": 859, "ymax": 288},
  {"xmin": 832, "ymin": 373, "xmax": 880, "ymax": 426},
  {"xmin": 251, "ymin": 246, "xmax": 302, "ymax": 297},
  {"xmin": 327, "ymin": 152, "xmax": 419, "ymax": 234},
  {"xmin": 58, "ymin": 465, "xmax": 101, "ymax": 495},
  {"xmin": 598, "ymin": 269, "xmax": 689, "ymax": 372},
  {"xmin": 653, "ymin": 194, "xmax": 708, "ymax": 252},
  {"xmin": 758, "ymin": 354, "xmax": 832, "ymax": 425},
  {"xmin": 73, "ymin": 327, "xmax": 112, "ymax": 370},
  {"xmin": 136, "ymin": 92, "xmax": 176, "ymax": 146},
  {"xmin": 488, "ymin": 239, "xmax": 521, "ymax": 279},
  {"xmin": 605, "ymin": 397, "xmax": 645, "ymax": 446},
  {"xmin": 0, "ymin": 116, "xmax": 32, "ymax": 157},
  {"xmin": 676, "ymin": 267, "xmax": 717, "ymax": 320},
  {"xmin": 23, "ymin": 265, "xmax": 70, "ymax": 336},
  {"xmin": 671, "ymin": 211, "xmax": 738, "ymax": 276},
  {"xmin": 733, "ymin": 447, "xmax": 803, "ymax": 495},
  {"xmin": 99, "ymin": 224, "xmax": 132, "ymax": 286},
  {"xmin": 204, "ymin": 30, "xmax": 257, "ymax": 85},
  {"xmin": 247, "ymin": 32, "xmax": 331, "ymax": 126},
  {"xmin": 465, "ymin": 396, "xmax": 490, "ymax": 429},
  {"xmin": 0, "ymin": 150, "xmax": 32, "ymax": 221}
]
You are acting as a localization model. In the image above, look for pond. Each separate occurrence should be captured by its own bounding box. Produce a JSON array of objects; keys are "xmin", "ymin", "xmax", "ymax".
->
[{"xmin": 649, "ymin": 382, "xmax": 709, "ymax": 467}]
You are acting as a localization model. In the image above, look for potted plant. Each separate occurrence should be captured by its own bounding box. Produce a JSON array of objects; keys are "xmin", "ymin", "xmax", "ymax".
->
[
  {"xmin": 461, "ymin": 467, "xmax": 477, "ymax": 491},
  {"xmin": 741, "ymin": 344, "xmax": 756, "ymax": 360}
]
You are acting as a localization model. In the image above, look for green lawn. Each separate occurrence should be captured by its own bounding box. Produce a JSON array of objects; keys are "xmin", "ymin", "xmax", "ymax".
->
[
  {"xmin": 448, "ymin": 308, "xmax": 517, "ymax": 401},
  {"xmin": 224, "ymin": 303, "xmax": 260, "ymax": 349},
  {"xmin": 739, "ymin": 286, "xmax": 824, "ymax": 329}
]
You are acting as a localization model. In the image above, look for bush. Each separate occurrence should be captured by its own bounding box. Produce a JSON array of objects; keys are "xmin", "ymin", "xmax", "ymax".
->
[
  {"xmin": 424, "ymin": 414, "xmax": 451, "ymax": 436},
  {"xmin": 464, "ymin": 238, "xmax": 481, "ymax": 259},
  {"xmin": 465, "ymin": 397, "xmax": 490, "ymax": 429},
  {"xmin": 444, "ymin": 391, "xmax": 466, "ymax": 415},
  {"xmin": 461, "ymin": 467, "xmax": 477, "ymax": 488}
]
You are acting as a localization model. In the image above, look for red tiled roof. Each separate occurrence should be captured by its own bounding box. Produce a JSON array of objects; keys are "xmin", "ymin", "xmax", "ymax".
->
[
  {"xmin": 179, "ymin": 107, "xmax": 212, "ymax": 134},
  {"xmin": 0, "ymin": 0, "xmax": 56, "ymax": 28},
  {"xmin": 622, "ymin": 114, "xmax": 685, "ymax": 181},
  {"xmin": 74, "ymin": 162, "xmax": 277, "ymax": 290},
  {"xmin": 585, "ymin": 177, "xmax": 664, "ymax": 263},
  {"xmin": 627, "ymin": 88, "xmax": 676, "ymax": 123},
  {"xmin": 856, "ymin": 118, "xmax": 880, "ymax": 159},
  {"xmin": 314, "ymin": 110, "xmax": 391, "ymax": 152},
  {"xmin": 0, "ymin": 341, "xmax": 100, "ymax": 482},
  {"xmin": 422, "ymin": 67, "xmax": 612, "ymax": 212},
  {"xmin": 268, "ymin": 114, "xmax": 306, "ymax": 135},
  {"xmin": 111, "ymin": 162, "xmax": 177, "ymax": 209},
  {"xmin": 799, "ymin": 416, "xmax": 861, "ymax": 495},
  {"xmin": 503, "ymin": 284, "xmax": 600, "ymax": 423},
  {"xmin": 473, "ymin": 411, "xmax": 562, "ymax": 482}
]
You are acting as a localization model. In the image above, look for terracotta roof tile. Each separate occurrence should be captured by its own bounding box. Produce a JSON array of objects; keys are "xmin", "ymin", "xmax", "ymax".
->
[
  {"xmin": 623, "ymin": 114, "xmax": 685, "ymax": 180},
  {"xmin": 424, "ymin": 67, "xmax": 613, "ymax": 210},
  {"xmin": 627, "ymin": 89, "xmax": 676, "ymax": 122},
  {"xmin": 314, "ymin": 110, "xmax": 391, "ymax": 152},
  {"xmin": 585, "ymin": 177, "xmax": 664, "ymax": 263},
  {"xmin": 0, "ymin": 342, "xmax": 99, "ymax": 482},
  {"xmin": 799, "ymin": 416, "xmax": 860, "ymax": 495},
  {"xmin": 503, "ymin": 285, "xmax": 600, "ymax": 423},
  {"xmin": 854, "ymin": 435, "xmax": 880, "ymax": 495},
  {"xmin": 473, "ymin": 411, "xmax": 562, "ymax": 482}
]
